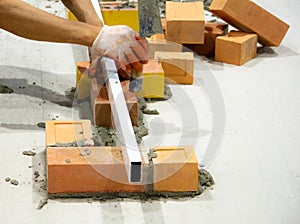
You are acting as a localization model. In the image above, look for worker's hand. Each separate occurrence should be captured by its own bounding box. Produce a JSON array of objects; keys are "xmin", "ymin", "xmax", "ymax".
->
[{"xmin": 90, "ymin": 25, "xmax": 148, "ymax": 79}]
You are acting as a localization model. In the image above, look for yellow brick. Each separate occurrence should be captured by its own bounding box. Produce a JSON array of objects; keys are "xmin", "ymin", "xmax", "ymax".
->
[
  {"xmin": 76, "ymin": 62, "xmax": 91, "ymax": 100},
  {"xmin": 100, "ymin": 2, "xmax": 139, "ymax": 32},
  {"xmin": 67, "ymin": 2, "xmax": 139, "ymax": 32},
  {"xmin": 138, "ymin": 60, "xmax": 165, "ymax": 99},
  {"xmin": 67, "ymin": 10, "xmax": 77, "ymax": 21}
]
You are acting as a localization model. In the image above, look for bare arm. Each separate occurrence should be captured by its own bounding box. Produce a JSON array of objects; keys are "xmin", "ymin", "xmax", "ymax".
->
[
  {"xmin": 0, "ymin": 0, "xmax": 101, "ymax": 46},
  {"xmin": 61, "ymin": 0, "xmax": 102, "ymax": 26}
]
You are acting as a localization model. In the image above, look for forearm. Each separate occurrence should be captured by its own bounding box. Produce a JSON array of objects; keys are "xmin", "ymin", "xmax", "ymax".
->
[
  {"xmin": 61, "ymin": 0, "xmax": 103, "ymax": 26},
  {"xmin": 0, "ymin": 0, "xmax": 101, "ymax": 46}
]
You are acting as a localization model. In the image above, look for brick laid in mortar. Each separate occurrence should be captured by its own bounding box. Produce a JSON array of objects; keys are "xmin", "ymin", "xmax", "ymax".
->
[
  {"xmin": 45, "ymin": 120, "xmax": 94, "ymax": 147},
  {"xmin": 90, "ymin": 78, "xmax": 138, "ymax": 127},
  {"xmin": 47, "ymin": 147, "xmax": 146, "ymax": 194},
  {"xmin": 48, "ymin": 169, "xmax": 214, "ymax": 200}
]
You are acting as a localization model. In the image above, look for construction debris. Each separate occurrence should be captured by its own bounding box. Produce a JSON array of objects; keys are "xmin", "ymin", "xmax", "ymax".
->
[
  {"xmin": 0, "ymin": 84, "xmax": 14, "ymax": 94},
  {"xmin": 37, "ymin": 122, "xmax": 45, "ymax": 128},
  {"xmin": 79, "ymin": 148, "xmax": 92, "ymax": 156},
  {"xmin": 37, "ymin": 197, "xmax": 48, "ymax": 210},
  {"xmin": 22, "ymin": 150, "xmax": 36, "ymax": 156},
  {"xmin": 10, "ymin": 179, "xmax": 19, "ymax": 186}
]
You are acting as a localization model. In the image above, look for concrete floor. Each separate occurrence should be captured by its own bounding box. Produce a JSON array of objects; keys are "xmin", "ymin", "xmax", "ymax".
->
[{"xmin": 0, "ymin": 0, "xmax": 299, "ymax": 223}]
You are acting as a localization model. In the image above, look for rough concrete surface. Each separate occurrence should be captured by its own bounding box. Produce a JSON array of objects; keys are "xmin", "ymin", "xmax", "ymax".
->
[{"xmin": 0, "ymin": 0, "xmax": 300, "ymax": 224}]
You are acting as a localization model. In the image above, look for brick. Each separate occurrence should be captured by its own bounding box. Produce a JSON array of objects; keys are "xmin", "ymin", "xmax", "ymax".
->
[
  {"xmin": 147, "ymin": 39, "xmax": 182, "ymax": 60},
  {"xmin": 215, "ymin": 31, "xmax": 258, "ymax": 66},
  {"xmin": 76, "ymin": 62, "xmax": 90, "ymax": 85},
  {"xmin": 161, "ymin": 17, "xmax": 166, "ymax": 32},
  {"xmin": 46, "ymin": 120, "xmax": 94, "ymax": 146},
  {"xmin": 76, "ymin": 62, "xmax": 91, "ymax": 100},
  {"xmin": 68, "ymin": 3, "xmax": 139, "ymax": 32},
  {"xmin": 210, "ymin": 0, "xmax": 289, "ymax": 46},
  {"xmin": 67, "ymin": 9, "xmax": 77, "ymax": 21},
  {"xmin": 165, "ymin": 1, "xmax": 205, "ymax": 44},
  {"xmin": 100, "ymin": 1, "xmax": 139, "ymax": 32},
  {"xmin": 90, "ymin": 79, "xmax": 138, "ymax": 127},
  {"xmin": 47, "ymin": 146, "xmax": 146, "ymax": 194},
  {"xmin": 184, "ymin": 22, "xmax": 228, "ymax": 56},
  {"xmin": 154, "ymin": 51, "xmax": 194, "ymax": 84},
  {"xmin": 138, "ymin": 60, "xmax": 165, "ymax": 98},
  {"xmin": 152, "ymin": 146, "xmax": 198, "ymax": 192},
  {"xmin": 150, "ymin": 33, "xmax": 166, "ymax": 41}
]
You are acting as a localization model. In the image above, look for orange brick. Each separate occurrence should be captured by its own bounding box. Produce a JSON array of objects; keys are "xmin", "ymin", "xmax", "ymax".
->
[
  {"xmin": 154, "ymin": 51, "xmax": 194, "ymax": 84},
  {"xmin": 90, "ymin": 79, "xmax": 138, "ymax": 127},
  {"xmin": 184, "ymin": 22, "xmax": 228, "ymax": 56},
  {"xmin": 47, "ymin": 146, "xmax": 146, "ymax": 194},
  {"xmin": 161, "ymin": 17, "xmax": 166, "ymax": 32},
  {"xmin": 165, "ymin": 1, "xmax": 205, "ymax": 44},
  {"xmin": 215, "ymin": 31, "xmax": 258, "ymax": 66},
  {"xmin": 152, "ymin": 146, "xmax": 198, "ymax": 192},
  {"xmin": 210, "ymin": 0, "xmax": 289, "ymax": 46},
  {"xmin": 46, "ymin": 120, "xmax": 94, "ymax": 146},
  {"xmin": 150, "ymin": 33, "xmax": 166, "ymax": 41},
  {"xmin": 147, "ymin": 39, "xmax": 182, "ymax": 59}
]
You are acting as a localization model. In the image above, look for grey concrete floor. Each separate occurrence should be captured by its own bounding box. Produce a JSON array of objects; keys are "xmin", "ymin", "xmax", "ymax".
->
[{"xmin": 0, "ymin": 0, "xmax": 299, "ymax": 223}]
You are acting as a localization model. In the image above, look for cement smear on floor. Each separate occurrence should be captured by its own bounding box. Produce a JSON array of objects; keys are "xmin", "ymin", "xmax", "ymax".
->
[{"xmin": 0, "ymin": 84, "xmax": 14, "ymax": 94}]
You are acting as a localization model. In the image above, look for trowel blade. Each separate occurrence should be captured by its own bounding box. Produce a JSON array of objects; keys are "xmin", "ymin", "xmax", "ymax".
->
[{"xmin": 138, "ymin": 0, "xmax": 163, "ymax": 37}]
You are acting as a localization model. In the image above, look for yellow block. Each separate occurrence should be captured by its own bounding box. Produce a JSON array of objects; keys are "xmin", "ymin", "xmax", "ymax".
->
[
  {"xmin": 76, "ymin": 62, "xmax": 91, "ymax": 100},
  {"xmin": 68, "ymin": 10, "xmax": 77, "ymax": 21},
  {"xmin": 138, "ymin": 60, "xmax": 164, "ymax": 99},
  {"xmin": 67, "ymin": 2, "xmax": 139, "ymax": 32},
  {"xmin": 102, "ymin": 9, "xmax": 139, "ymax": 32}
]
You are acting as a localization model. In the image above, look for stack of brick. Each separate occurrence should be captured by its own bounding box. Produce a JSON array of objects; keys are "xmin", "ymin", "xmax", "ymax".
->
[{"xmin": 160, "ymin": 0, "xmax": 289, "ymax": 66}]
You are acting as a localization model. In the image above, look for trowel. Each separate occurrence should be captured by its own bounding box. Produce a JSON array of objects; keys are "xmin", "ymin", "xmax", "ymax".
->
[{"xmin": 129, "ymin": 0, "xmax": 163, "ymax": 92}]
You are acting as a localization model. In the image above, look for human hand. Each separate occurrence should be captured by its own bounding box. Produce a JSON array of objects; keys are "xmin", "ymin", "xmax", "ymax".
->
[{"xmin": 90, "ymin": 25, "xmax": 148, "ymax": 79}]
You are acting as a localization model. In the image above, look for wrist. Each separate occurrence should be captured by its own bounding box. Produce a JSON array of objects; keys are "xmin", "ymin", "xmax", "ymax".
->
[{"xmin": 88, "ymin": 26, "xmax": 102, "ymax": 47}]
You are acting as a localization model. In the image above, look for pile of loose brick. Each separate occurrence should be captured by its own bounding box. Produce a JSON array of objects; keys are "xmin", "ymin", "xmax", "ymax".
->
[{"xmin": 153, "ymin": 0, "xmax": 289, "ymax": 66}]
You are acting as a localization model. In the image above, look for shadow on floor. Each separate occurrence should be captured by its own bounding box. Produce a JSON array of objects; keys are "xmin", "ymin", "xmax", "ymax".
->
[{"xmin": 0, "ymin": 65, "xmax": 74, "ymax": 107}]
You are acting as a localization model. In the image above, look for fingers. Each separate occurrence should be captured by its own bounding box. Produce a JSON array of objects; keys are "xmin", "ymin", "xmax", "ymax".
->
[
  {"xmin": 125, "ymin": 51, "xmax": 143, "ymax": 72},
  {"xmin": 135, "ymin": 36, "xmax": 148, "ymax": 52},
  {"xmin": 131, "ymin": 40, "xmax": 148, "ymax": 64},
  {"xmin": 118, "ymin": 68, "xmax": 131, "ymax": 80}
]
